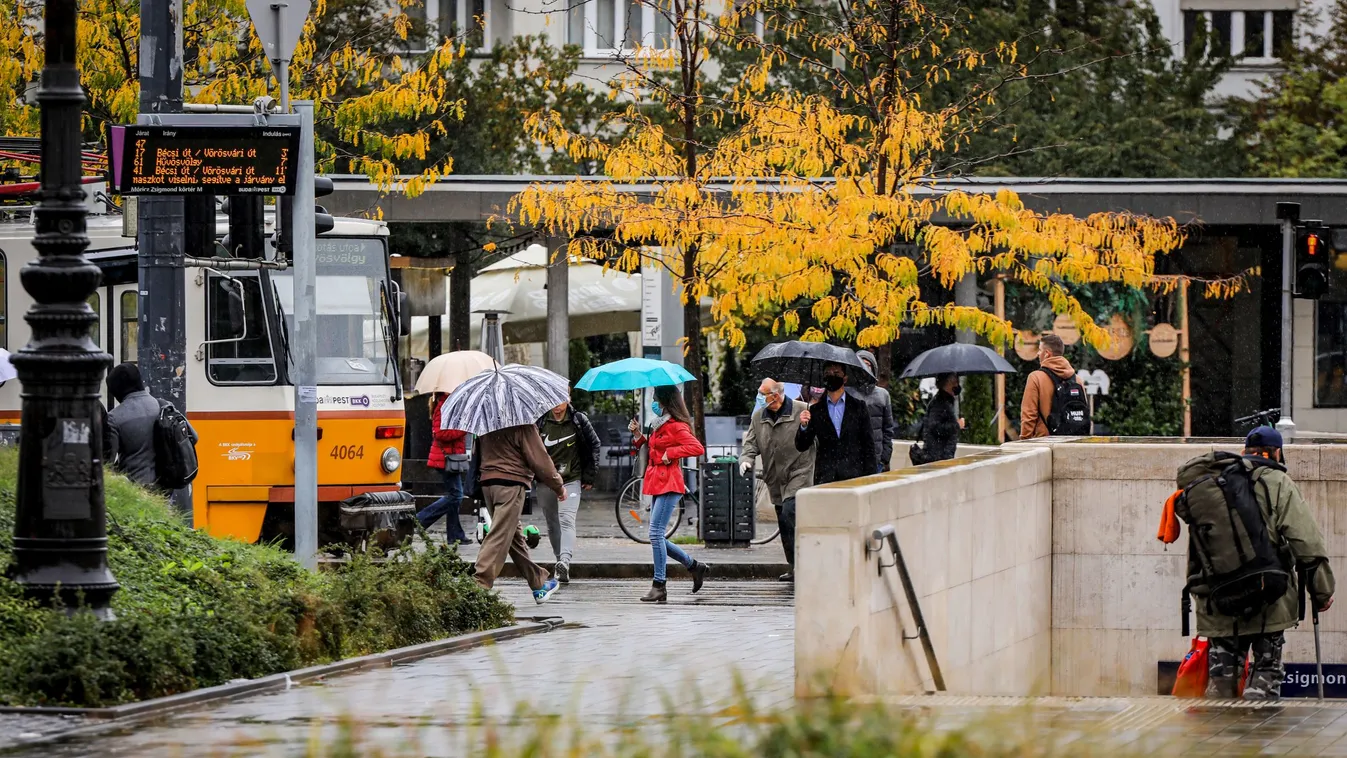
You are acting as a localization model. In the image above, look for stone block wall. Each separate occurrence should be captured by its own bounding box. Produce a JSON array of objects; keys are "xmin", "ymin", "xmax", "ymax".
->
[{"xmin": 794, "ymin": 448, "xmax": 1053, "ymax": 698}]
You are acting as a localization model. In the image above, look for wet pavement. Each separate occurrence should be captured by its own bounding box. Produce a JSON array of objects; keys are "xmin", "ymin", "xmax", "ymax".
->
[{"xmin": 3, "ymin": 580, "xmax": 794, "ymax": 757}]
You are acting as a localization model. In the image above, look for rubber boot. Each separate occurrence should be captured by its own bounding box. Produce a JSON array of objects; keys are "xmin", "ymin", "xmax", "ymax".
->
[{"xmin": 641, "ymin": 580, "xmax": 668, "ymax": 603}]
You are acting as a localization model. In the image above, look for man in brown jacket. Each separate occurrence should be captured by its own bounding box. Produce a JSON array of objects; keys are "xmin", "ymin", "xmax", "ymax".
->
[
  {"xmin": 473, "ymin": 423, "xmax": 567, "ymax": 603},
  {"xmin": 1020, "ymin": 333, "xmax": 1086, "ymax": 439}
]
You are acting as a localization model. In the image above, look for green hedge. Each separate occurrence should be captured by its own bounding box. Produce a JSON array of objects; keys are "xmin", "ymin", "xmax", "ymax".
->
[{"xmin": 0, "ymin": 449, "xmax": 513, "ymax": 707}]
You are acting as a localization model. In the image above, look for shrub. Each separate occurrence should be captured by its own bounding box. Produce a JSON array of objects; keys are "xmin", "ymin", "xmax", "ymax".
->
[{"xmin": 0, "ymin": 449, "xmax": 513, "ymax": 707}]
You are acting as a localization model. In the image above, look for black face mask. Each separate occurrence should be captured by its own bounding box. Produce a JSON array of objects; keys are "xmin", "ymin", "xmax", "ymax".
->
[
  {"xmin": 824, "ymin": 375, "xmax": 845, "ymax": 392},
  {"xmin": 952, "ymin": 385, "xmax": 962, "ymax": 397}
]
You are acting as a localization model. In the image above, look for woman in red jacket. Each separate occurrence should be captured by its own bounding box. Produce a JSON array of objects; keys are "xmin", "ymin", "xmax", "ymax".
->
[
  {"xmin": 628, "ymin": 385, "xmax": 710, "ymax": 602},
  {"xmin": 418, "ymin": 392, "xmax": 470, "ymax": 544}
]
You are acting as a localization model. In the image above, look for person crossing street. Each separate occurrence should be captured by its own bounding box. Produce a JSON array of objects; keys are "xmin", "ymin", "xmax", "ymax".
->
[
  {"xmin": 629, "ymin": 385, "xmax": 711, "ymax": 603},
  {"xmin": 536, "ymin": 397, "xmax": 601, "ymax": 583},
  {"xmin": 740, "ymin": 378, "xmax": 814, "ymax": 582}
]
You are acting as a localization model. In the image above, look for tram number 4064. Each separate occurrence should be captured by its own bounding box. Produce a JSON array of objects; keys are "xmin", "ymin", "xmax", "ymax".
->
[{"xmin": 329, "ymin": 445, "xmax": 365, "ymax": 460}]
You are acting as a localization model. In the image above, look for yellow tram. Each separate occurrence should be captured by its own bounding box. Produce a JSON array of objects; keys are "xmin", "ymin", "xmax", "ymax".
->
[{"xmin": 0, "ymin": 199, "xmax": 410, "ymax": 547}]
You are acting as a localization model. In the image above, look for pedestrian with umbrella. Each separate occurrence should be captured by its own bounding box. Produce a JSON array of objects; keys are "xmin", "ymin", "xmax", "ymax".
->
[
  {"xmin": 898, "ymin": 343, "xmax": 1015, "ymax": 465},
  {"xmin": 848, "ymin": 350, "xmax": 896, "ymax": 472},
  {"xmin": 627, "ymin": 385, "xmax": 710, "ymax": 602},
  {"xmin": 751, "ymin": 341, "xmax": 876, "ymax": 485},
  {"xmin": 439, "ymin": 364, "xmax": 571, "ymax": 604},
  {"xmin": 413, "ymin": 350, "xmax": 498, "ymax": 542}
]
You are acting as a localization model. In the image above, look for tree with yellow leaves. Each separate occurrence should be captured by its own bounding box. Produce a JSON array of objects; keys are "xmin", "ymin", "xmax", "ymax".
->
[
  {"xmin": 0, "ymin": 0, "xmax": 462, "ymax": 192},
  {"xmin": 512, "ymin": 0, "xmax": 1248, "ymax": 430}
]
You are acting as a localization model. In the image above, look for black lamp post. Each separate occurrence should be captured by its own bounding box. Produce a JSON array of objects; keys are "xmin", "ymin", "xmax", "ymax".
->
[{"xmin": 7, "ymin": 0, "xmax": 117, "ymax": 616}]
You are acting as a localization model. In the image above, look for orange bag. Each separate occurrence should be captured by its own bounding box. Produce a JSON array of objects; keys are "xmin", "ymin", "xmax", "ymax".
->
[
  {"xmin": 1173, "ymin": 637, "xmax": 1210, "ymax": 697},
  {"xmin": 1173, "ymin": 638, "xmax": 1251, "ymax": 698}
]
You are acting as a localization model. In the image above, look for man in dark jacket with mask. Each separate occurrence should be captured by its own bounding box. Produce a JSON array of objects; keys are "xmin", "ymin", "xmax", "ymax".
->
[
  {"xmin": 847, "ymin": 349, "xmax": 895, "ymax": 472},
  {"xmin": 909, "ymin": 373, "xmax": 964, "ymax": 465},
  {"xmin": 796, "ymin": 362, "xmax": 876, "ymax": 484}
]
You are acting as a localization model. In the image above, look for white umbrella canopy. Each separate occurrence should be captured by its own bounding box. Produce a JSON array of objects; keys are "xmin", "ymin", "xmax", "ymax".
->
[
  {"xmin": 407, "ymin": 245, "xmax": 641, "ymax": 354},
  {"xmin": 439, "ymin": 364, "xmax": 571, "ymax": 436},
  {"xmin": 413, "ymin": 350, "xmax": 498, "ymax": 395}
]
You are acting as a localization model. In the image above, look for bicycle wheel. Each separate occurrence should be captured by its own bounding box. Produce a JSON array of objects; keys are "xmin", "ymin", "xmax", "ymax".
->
[
  {"xmin": 751, "ymin": 523, "xmax": 780, "ymax": 545},
  {"xmin": 615, "ymin": 478, "xmax": 683, "ymax": 543}
]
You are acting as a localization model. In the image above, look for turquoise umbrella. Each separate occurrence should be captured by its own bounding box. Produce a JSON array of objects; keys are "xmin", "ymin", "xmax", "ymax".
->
[{"xmin": 575, "ymin": 357, "xmax": 695, "ymax": 391}]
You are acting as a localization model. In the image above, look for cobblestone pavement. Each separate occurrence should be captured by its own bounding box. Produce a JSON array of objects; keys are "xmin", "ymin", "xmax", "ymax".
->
[{"xmin": 10, "ymin": 580, "xmax": 794, "ymax": 757}]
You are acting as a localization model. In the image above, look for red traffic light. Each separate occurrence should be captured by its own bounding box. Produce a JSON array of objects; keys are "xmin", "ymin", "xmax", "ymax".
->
[{"xmin": 1308, "ymin": 233, "xmax": 1322, "ymax": 256}]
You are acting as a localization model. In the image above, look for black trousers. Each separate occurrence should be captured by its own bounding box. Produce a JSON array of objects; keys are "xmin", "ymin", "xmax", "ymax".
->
[{"xmin": 776, "ymin": 496, "xmax": 797, "ymax": 566}]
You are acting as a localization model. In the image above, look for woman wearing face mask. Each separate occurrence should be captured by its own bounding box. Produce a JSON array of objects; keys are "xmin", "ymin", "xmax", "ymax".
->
[
  {"xmin": 627, "ymin": 384, "xmax": 710, "ymax": 603},
  {"xmin": 909, "ymin": 372, "xmax": 965, "ymax": 465}
]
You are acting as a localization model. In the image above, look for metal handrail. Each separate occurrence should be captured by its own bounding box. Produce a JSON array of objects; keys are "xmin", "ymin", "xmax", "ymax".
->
[{"xmin": 868, "ymin": 524, "xmax": 947, "ymax": 692}]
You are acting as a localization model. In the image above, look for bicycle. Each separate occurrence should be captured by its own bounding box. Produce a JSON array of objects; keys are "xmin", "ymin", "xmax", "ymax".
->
[
  {"xmin": 614, "ymin": 467, "xmax": 782, "ymax": 545},
  {"xmin": 1235, "ymin": 408, "xmax": 1281, "ymax": 431}
]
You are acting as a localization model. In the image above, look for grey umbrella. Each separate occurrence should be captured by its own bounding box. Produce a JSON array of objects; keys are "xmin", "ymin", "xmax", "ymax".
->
[
  {"xmin": 898, "ymin": 343, "xmax": 1017, "ymax": 378},
  {"xmin": 750, "ymin": 341, "xmax": 875, "ymax": 387},
  {"xmin": 439, "ymin": 364, "xmax": 570, "ymax": 436}
]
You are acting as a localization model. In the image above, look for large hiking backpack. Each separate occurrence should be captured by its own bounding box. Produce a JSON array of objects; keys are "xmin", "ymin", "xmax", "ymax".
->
[
  {"xmin": 153, "ymin": 401, "xmax": 198, "ymax": 489},
  {"xmin": 1175, "ymin": 451, "xmax": 1290, "ymax": 624},
  {"xmin": 1040, "ymin": 368, "xmax": 1091, "ymax": 436}
]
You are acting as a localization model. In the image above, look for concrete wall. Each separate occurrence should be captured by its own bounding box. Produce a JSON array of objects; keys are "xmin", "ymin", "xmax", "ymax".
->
[
  {"xmin": 795, "ymin": 438, "xmax": 1347, "ymax": 699},
  {"xmin": 1044, "ymin": 439, "xmax": 1347, "ymax": 696},
  {"xmin": 794, "ymin": 448, "xmax": 1053, "ymax": 698}
]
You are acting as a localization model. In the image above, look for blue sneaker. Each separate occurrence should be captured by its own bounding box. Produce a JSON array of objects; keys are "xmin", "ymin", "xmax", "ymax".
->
[{"xmin": 534, "ymin": 579, "xmax": 559, "ymax": 604}]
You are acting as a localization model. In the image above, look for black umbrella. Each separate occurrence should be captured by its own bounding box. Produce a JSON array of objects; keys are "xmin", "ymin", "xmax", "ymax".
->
[
  {"xmin": 898, "ymin": 343, "xmax": 1017, "ymax": 379},
  {"xmin": 750, "ymin": 341, "xmax": 875, "ymax": 387}
]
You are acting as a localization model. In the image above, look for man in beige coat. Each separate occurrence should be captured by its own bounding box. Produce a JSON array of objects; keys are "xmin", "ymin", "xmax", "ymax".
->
[
  {"xmin": 740, "ymin": 378, "xmax": 815, "ymax": 582},
  {"xmin": 1020, "ymin": 333, "xmax": 1086, "ymax": 439}
]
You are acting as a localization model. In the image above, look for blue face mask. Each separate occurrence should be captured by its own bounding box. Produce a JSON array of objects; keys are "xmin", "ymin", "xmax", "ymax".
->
[{"xmin": 651, "ymin": 401, "xmax": 663, "ymax": 417}]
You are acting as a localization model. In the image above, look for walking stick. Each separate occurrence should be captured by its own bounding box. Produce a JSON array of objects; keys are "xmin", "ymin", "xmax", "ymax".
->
[{"xmin": 1314, "ymin": 603, "xmax": 1325, "ymax": 701}]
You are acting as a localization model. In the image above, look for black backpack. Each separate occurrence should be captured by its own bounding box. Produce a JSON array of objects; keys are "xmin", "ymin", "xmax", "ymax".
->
[
  {"xmin": 1175, "ymin": 452, "xmax": 1290, "ymax": 630},
  {"xmin": 1040, "ymin": 368, "xmax": 1091, "ymax": 436},
  {"xmin": 153, "ymin": 400, "xmax": 198, "ymax": 489}
]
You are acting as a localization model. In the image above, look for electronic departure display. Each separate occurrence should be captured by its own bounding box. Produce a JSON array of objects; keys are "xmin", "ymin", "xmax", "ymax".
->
[{"xmin": 108, "ymin": 125, "xmax": 301, "ymax": 195}]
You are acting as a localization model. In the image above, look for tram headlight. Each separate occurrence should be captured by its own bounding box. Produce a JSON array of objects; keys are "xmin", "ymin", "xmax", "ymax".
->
[{"xmin": 380, "ymin": 446, "xmax": 401, "ymax": 474}]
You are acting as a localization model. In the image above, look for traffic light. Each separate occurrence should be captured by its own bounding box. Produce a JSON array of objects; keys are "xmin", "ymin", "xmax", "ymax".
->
[
  {"xmin": 277, "ymin": 177, "xmax": 336, "ymax": 259},
  {"xmin": 1295, "ymin": 221, "xmax": 1330, "ymax": 299}
]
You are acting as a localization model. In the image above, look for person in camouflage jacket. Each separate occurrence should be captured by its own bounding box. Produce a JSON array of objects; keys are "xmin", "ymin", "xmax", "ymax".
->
[{"xmin": 1189, "ymin": 428, "xmax": 1336, "ymax": 699}]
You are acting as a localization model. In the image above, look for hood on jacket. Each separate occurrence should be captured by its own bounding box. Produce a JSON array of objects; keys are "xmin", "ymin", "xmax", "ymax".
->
[
  {"xmin": 856, "ymin": 349, "xmax": 878, "ymax": 380},
  {"xmin": 1039, "ymin": 355, "xmax": 1076, "ymax": 378}
]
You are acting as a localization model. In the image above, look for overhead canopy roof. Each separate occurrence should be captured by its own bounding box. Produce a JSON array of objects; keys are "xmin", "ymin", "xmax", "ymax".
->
[{"xmin": 325, "ymin": 175, "xmax": 1347, "ymax": 226}]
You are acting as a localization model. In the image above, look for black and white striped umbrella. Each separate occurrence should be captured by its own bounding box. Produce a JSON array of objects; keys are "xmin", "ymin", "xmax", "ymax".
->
[{"xmin": 439, "ymin": 364, "xmax": 571, "ymax": 436}]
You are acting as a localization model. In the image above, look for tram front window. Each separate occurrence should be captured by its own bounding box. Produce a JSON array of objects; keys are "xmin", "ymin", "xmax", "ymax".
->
[{"xmin": 271, "ymin": 238, "xmax": 396, "ymax": 387}]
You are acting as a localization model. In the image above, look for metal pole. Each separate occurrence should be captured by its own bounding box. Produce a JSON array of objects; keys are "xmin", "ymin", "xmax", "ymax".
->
[
  {"xmin": 137, "ymin": 0, "xmax": 187, "ymax": 423},
  {"xmin": 9, "ymin": 0, "xmax": 118, "ymax": 616},
  {"xmin": 292, "ymin": 101, "xmax": 318, "ymax": 570},
  {"xmin": 545, "ymin": 237, "xmax": 569, "ymax": 377},
  {"xmin": 994, "ymin": 277, "xmax": 1006, "ymax": 443},
  {"xmin": 1179, "ymin": 279, "xmax": 1191, "ymax": 439},
  {"xmin": 1279, "ymin": 216, "xmax": 1297, "ymax": 438},
  {"xmin": 275, "ymin": 4, "xmax": 290, "ymax": 111}
]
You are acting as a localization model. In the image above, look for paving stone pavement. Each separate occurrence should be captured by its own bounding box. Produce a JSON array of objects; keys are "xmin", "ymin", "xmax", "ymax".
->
[{"xmin": 8, "ymin": 580, "xmax": 795, "ymax": 757}]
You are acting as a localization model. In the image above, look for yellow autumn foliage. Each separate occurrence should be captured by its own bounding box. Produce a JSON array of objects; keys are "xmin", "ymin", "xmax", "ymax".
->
[
  {"xmin": 0, "ymin": 0, "xmax": 461, "ymax": 195},
  {"xmin": 511, "ymin": 0, "xmax": 1233, "ymax": 352}
]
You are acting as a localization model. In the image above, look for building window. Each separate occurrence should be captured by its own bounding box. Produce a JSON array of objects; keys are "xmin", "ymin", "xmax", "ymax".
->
[
  {"xmin": 120, "ymin": 291, "xmax": 138, "ymax": 364},
  {"xmin": 1184, "ymin": 9, "xmax": 1293, "ymax": 60},
  {"xmin": 414, "ymin": 0, "xmax": 487, "ymax": 50},
  {"xmin": 570, "ymin": 0, "xmax": 672, "ymax": 56},
  {"xmin": 205, "ymin": 273, "xmax": 277, "ymax": 385},
  {"xmin": 1316, "ymin": 302, "xmax": 1347, "ymax": 407},
  {"xmin": 86, "ymin": 293, "xmax": 100, "ymax": 347}
]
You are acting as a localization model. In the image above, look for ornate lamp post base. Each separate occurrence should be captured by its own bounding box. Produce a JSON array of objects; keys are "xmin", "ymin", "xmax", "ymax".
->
[{"xmin": 7, "ymin": 0, "xmax": 118, "ymax": 616}]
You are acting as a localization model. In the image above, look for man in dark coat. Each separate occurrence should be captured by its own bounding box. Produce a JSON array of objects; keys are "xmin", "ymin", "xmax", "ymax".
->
[
  {"xmin": 909, "ymin": 373, "xmax": 964, "ymax": 465},
  {"xmin": 795, "ymin": 362, "xmax": 877, "ymax": 484}
]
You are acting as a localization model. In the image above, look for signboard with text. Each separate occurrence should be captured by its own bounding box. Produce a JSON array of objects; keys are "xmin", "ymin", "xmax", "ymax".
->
[
  {"xmin": 109, "ymin": 124, "xmax": 301, "ymax": 195},
  {"xmin": 1158, "ymin": 660, "xmax": 1347, "ymax": 698}
]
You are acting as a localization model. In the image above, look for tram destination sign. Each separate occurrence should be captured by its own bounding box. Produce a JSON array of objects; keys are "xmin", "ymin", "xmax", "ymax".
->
[{"xmin": 109, "ymin": 124, "xmax": 301, "ymax": 195}]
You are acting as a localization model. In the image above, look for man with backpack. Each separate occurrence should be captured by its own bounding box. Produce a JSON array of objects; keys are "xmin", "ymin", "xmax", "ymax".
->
[
  {"xmin": 1019, "ymin": 333, "xmax": 1090, "ymax": 439},
  {"xmin": 1169, "ymin": 427, "xmax": 1335, "ymax": 700},
  {"xmin": 106, "ymin": 363, "xmax": 198, "ymax": 494}
]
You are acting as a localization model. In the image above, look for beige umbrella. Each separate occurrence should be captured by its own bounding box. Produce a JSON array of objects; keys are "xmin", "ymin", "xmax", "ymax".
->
[{"xmin": 414, "ymin": 350, "xmax": 499, "ymax": 395}]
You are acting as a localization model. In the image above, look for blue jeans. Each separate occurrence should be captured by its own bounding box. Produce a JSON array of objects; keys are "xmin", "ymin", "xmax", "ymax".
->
[
  {"xmin": 416, "ymin": 468, "xmax": 468, "ymax": 543},
  {"xmin": 650, "ymin": 492, "xmax": 693, "ymax": 582}
]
